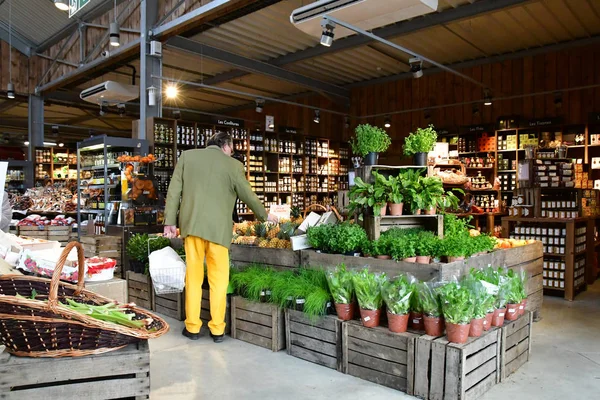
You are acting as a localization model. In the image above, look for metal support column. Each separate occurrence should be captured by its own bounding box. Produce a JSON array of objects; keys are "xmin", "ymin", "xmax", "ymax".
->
[
  {"xmin": 27, "ymin": 95, "xmax": 44, "ymax": 187},
  {"xmin": 139, "ymin": 0, "xmax": 161, "ymax": 140}
]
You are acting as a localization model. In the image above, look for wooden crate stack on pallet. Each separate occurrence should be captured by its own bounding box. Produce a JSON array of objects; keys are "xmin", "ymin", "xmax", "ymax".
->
[
  {"xmin": 0, "ymin": 341, "xmax": 150, "ymax": 399},
  {"xmin": 230, "ymin": 296, "xmax": 285, "ymax": 352},
  {"xmin": 16, "ymin": 226, "xmax": 48, "ymax": 240},
  {"xmin": 46, "ymin": 226, "xmax": 72, "ymax": 246},
  {"xmin": 501, "ymin": 311, "xmax": 533, "ymax": 381},
  {"xmin": 80, "ymin": 235, "xmax": 122, "ymax": 277},
  {"xmin": 126, "ymin": 271, "xmax": 153, "ymax": 310},
  {"xmin": 153, "ymin": 292, "xmax": 185, "ymax": 321},
  {"xmin": 285, "ymin": 309, "xmax": 343, "ymax": 371},
  {"xmin": 342, "ymin": 321, "xmax": 418, "ymax": 395}
]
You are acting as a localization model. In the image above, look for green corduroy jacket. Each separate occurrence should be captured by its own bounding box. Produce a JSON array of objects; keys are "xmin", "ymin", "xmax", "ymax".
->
[{"xmin": 164, "ymin": 146, "xmax": 268, "ymax": 248}]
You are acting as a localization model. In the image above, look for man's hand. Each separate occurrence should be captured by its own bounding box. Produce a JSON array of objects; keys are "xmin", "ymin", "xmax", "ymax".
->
[
  {"xmin": 164, "ymin": 225, "xmax": 177, "ymax": 238},
  {"xmin": 267, "ymin": 214, "xmax": 279, "ymax": 224}
]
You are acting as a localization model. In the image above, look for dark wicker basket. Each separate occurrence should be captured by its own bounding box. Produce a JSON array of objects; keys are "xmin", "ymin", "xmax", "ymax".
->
[{"xmin": 0, "ymin": 242, "xmax": 169, "ymax": 358}]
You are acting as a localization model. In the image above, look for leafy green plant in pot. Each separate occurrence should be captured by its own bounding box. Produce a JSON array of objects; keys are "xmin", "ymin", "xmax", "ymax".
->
[
  {"xmin": 350, "ymin": 124, "xmax": 391, "ymax": 166},
  {"xmin": 352, "ymin": 269, "xmax": 387, "ymax": 328},
  {"xmin": 417, "ymin": 281, "xmax": 446, "ymax": 336},
  {"xmin": 306, "ymin": 224, "xmax": 334, "ymax": 253},
  {"xmin": 373, "ymin": 235, "xmax": 393, "ymax": 260},
  {"xmin": 327, "ymin": 222, "xmax": 368, "ymax": 255},
  {"xmin": 462, "ymin": 275, "xmax": 495, "ymax": 337},
  {"xmin": 382, "ymin": 275, "xmax": 415, "ymax": 333},
  {"xmin": 504, "ymin": 269, "xmax": 525, "ymax": 321},
  {"xmin": 373, "ymin": 171, "xmax": 404, "ymax": 216},
  {"xmin": 348, "ymin": 177, "xmax": 387, "ymax": 217},
  {"xmin": 399, "ymin": 168, "xmax": 426, "ymax": 214},
  {"xmin": 414, "ymin": 231, "xmax": 439, "ymax": 264},
  {"xmin": 469, "ymin": 268, "xmax": 499, "ymax": 331},
  {"xmin": 438, "ymin": 282, "xmax": 474, "ymax": 344},
  {"xmin": 389, "ymin": 235, "xmax": 417, "ymax": 262},
  {"xmin": 325, "ymin": 264, "xmax": 356, "ymax": 320},
  {"xmin": 519, "ymin": 268, "xmax": 528, "ymax": 316},
  {"xmin": 419, "ymin": 176, "xmax": 445, "ymax": 214},
  {"xmin": 441, "ymin": 234, "xmax": 470, "ymax": 262},
  {"xmin": 403, "ymin": 124, "xmax": 438, "ymax": 166}
]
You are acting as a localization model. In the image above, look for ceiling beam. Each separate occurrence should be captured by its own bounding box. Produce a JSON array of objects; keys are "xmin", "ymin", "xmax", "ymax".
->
[
  {"xmin": 0, "ymin": 100, "xmax": 24, "ymax": 114},
  {"xmin": 0, "ymin": 23, "xmax": 33, "ymax": 56},
  {"xmin": 166, "ymin": 36, "xmax": 350, "ymax": 101},
  {"xmin": 204, "ymin": 0, "xmax": 532, "ymax": 86}
]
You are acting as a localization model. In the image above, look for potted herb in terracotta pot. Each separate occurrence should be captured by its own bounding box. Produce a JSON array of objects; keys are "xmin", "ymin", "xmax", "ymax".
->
[
  {"xmin": 492, "ymin": 269, "xmax": 510, "ymax": 326},
  {"xmin": 463, "ymin": 275, "xmax": 494, "ymax": 337},
  {"xmin": 415, "ymin": 231, "xmax": 438, "ymax": 264},
  {"xmin": 419, "ymin": 176, "xmax": 445, "ymax": 215},
  {"xmin": 505, "ymin": 269, "xmax": 525, "ymax": 321},
  {"xmin": 519, "ymin": 269, "xmax": 528, "ymax": 316},
  {"xmin": 399, "ymin": 168, "xmax": 426, "ymax": 215},
  {"xmin": 439, "ymin": 282, "xmax": 474, "ymax": 344},
  {"xmin": 470, "ymin": 267, "xmax": 499, "ymax": 331},
  {"xmin": 328, "ymin": 223, "xmax": 368, "ymax": 256},
  {"xmin": 350, "ymin": 124, "xmax": 391, "ymax": 166},
  {"xmin": 348, "ymin": 177, "xmax": 387, "ymax": 217},
  {"xmin": 403, "ymin": 124, "xmax": 438, "ymax": 166},
  {"xmin": 373, "ymin": 171, "xmax": 405, "ymax": 216},
  {"xmin": 417, "ymin": 281, "xmax": 445, "ymax": 337},
  {"xmin": 352, "ymin": 269, "xmax": 387, "ymax": 328},
  {"xmin": 373, "ymin": 236, "xmax": 392, "ymax": 260},
  {"xmin": 409, "ymin": 286, "xmax": 425, "ymax": 331},
  {"xmin": 325, "ymin": 264, "xmax": 356, "ymax": 321},
  {"xmin": 441, "ymin": 235, "xmax": 469, "ymax": 263},
  {"xmin": 390, "ymin": 235, "xmax": 417, "ymax": 262},
  {"xmin": 382, "ymin": 275, "xmax": 414, "ymax": 333}
]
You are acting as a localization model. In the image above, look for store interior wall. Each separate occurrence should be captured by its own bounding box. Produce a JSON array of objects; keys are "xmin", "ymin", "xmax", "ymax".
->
[{"xmin": 0, "ymin": 42, "xmax": 29, "ymax": 94}]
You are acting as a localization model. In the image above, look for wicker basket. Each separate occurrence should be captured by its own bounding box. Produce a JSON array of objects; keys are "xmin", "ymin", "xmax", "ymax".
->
[{"xmin": 0, "ymin": 242, "xmax": 169, "ymax": 358}]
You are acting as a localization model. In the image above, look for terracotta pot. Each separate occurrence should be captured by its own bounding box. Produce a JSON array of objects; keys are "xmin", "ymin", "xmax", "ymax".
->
[
  {"xmin": 520, "ymin": 298, "xmax": 528, "ymax": 316},
  {"xmin": 424, "ymin": 207, "xmax": 436, "ymax": 215},
  {"xmin": 483, "ymin": 312, "xmax": 494, "ymax": 331},
  {"xmin": 388, "ymin": 202, "xmax": 404, "ymax": 216},
  {"xmin": 376, "ymin": 255, "xmax": 392, "ymax": 260},
  {"xmin": 447, "ymin": 256, "xmax": 465, "ymax": 263},
  {"xmin": 387, "ymin": 312, "xmax": 409, "ymax": 333},
  {"xmin": 359, "ymin": 308, "xmax": 381, "ymax": 328},
  {"xmin": 492, "ymin": 308, "xmax": 506, "ymax": 326},
  {"xmin": 416, "ymin": 255, "xmax": 431, "ymax": 264},
  {"xmin": 505, "ymin": 303, "xmax": 520, "ymax": 321},
  {"xmin": 334, "ymin": 302, "xmax": 355, "ymax": 321},
  {"xmin": 423, "ymin": 315, "xmax": 445, "ymax": 336},
  {"xmin": 380, "ymin": 205, "xmax": 388, "ymax": 216},
  {"xmin": 410, "ymin": 312, "xmax": 424, "ymax": 330},
  {"xmin": 414, "ymin": 209, "xmax": 422, "ymax": 215},
  {"xmin": 446, "ymin": 322, "xmax": 471, "ymax": 344},
  {"xmin": 469, "ymin": 318, "xmax": 485, "ymax": 337},
  {"xmin": 403, "ymin": 256, "xmax": 417, "ymax": 263}
]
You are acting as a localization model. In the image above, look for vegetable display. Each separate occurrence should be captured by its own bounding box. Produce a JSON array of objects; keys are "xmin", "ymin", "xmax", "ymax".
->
[
  {"xmin": 382, "ymin": 275, "xmax": 414, "ymax": 315},
  {"xmin": 438, "ymin": 282, "xmax": 474, "ymax": 325},
  {"xmin": 352, "ymin": 269, "xmax": 386, "ymax": 311},
  {"xmin": 325, "ymin": 264, "xmax": 355, "ymax": 305}
]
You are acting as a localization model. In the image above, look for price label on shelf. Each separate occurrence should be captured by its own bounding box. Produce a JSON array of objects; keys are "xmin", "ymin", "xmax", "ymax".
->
[{"xmin": 269, "ymin": 204, "xmax": 291, "ymax": 221}]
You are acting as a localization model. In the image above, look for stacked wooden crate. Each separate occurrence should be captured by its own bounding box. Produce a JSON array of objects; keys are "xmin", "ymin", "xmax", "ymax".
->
[
  {"xmin": 201, "ymin": 287, "xmax": 231, "ymax": 334},
  {"xmin": 80, "ymin": 235, "xmax": 122, "ymax": 277},
  {"xmin": 16, "ymin": 226, "xmax": 48, "ymax": 240},
  {"xmin": 230, "ymin": 296, "xmax": 285, "ymax": 352},
  {"xmin": 46, "ymin": 226, "xmax": 72, "ymax": 246},
  {"xmin": 501, "ymin": 311, "xmax": 533, "ymax": 381},
  {"xmin": 126, "ymin": 271, "xmax": 153, "ymax": 310}
]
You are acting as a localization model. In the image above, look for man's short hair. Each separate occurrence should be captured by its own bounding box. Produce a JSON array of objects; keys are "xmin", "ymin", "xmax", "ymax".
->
[{"xmin": 207, "ymin": 132, "xmax": 233, "ymax": 148}]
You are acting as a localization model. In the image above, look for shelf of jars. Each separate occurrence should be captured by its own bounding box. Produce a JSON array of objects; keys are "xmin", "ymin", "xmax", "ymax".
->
[{"xmin": 34, "ymin": 147, "xmax": 78, "ymax": 183}]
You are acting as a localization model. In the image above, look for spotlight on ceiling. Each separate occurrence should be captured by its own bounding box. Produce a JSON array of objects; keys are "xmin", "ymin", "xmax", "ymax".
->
[
  {"xmin": 320, "ymin": 18, "xmax": 336, "ymax": 47},
  {"xmin": 255, "ymin": 99, "xmax": 265, "ymax": 113},
  {"xmin": 165, "ymin": 84, "xmax": 178, "ymax": 99},
  {"xmin": 109, "ymin": 22, "xmax": 120, "ymax": 47},
  {"xmin": 483, "ymin": 89, "xmax": 493, "ymax": 106},
  {"xmin": 24, "ymin": 141, "xmax": 29, "ymax": 146},
  {"xmin": 384, "ymin": 117, "xmax": 391, "ymax": 128},
  {"xmin": 54, "ymin": 0, "xmax": 69, "ymax": 11},
  {"xmin": 58, "ymin": 142, "xmax": 64, "ymax": 148},
  {"xmin": 424, "ymin": 109, "xmax": 432, "ymax": 121},
  {"xmin": 409, "ymin": 57, "xmax": 423, "ymax": 79},
  {"xmin": 117, "ymin": 103, "xmax": 126, "ymax": 116},
  {"xmin": 313, "ymin": 110, "xmax": 320, "ymax": 124},
  {"xmin": 99, "ymin": 104, "xmax": 106, "ymax": 117},
  {"xmin": 7, "ymin": 82, "xmax": 15, "ymax": 99},
  {"xmin": 51, "ymin": 125, "xmax": 59, "ymax": 136}
]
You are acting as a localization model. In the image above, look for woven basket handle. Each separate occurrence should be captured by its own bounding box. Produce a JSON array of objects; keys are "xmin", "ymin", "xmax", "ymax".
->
[
  {"xmin": 303, "ymin": 204, "xmax": 343, "ymax": 221},
  {"xmin": 48, "ymin": 241, "xmax": 86, "ymax": 309}
]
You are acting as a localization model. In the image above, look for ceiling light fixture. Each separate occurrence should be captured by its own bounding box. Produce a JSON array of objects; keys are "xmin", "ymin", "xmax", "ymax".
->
[
  {"xmin": 484, "ymin": 89, "xmax": 493, "ymax": 106},
  {"xmin": 384, "ymin": 117, "xmax": 391, "ymax": 128},
  {"xmin": 58, "ymin": 142, "xmax": 64, "ymax": 147},
  {"xmin": 7, "ymin": 0, "xmax": 15, "ymax": 99},
  {"xmin": 43, "ymin": 141, "xmax": 57, "ymax": 147},
  {"xmin": 554, "ymin": 92, "xmax": 563, "ymax": 108},
  {"xmin": 148, "ymin": 86, "xmax": 157, "ymax": 106},
  {"xmin": 409, "ymin": 57, "xmax": 423, "ymax": 79},
  {"xmin": 313, "ymin": 110, "xmax": 320, "ymax": 124},
  {"xmin": 117, "ymin": 103, "xmax": 126, "ymax": 116},
  {"xmin": 320, "ymin": 19, "xmax": 336, "ymax": 47},
  {"xmin": 54, "ymin": 0, "xmax": 69, "ymax": 11},
  {"xmin": 165, "ymin": 84, "xmax": 178, "ymax": 99},
  {"xmin": 24, "ymin": 141, "xmax": 29, "ymax": 146},
  {"xmin": 109, "ymin": 1, "xmax": 120, "ymax": 47},
  {"xmin": 255, "ymin": 99, "xmax": 264, "ymax": 113},
  {"xmin": 7, "ymin": 83, "xmax": 15, "ymax": 99}
]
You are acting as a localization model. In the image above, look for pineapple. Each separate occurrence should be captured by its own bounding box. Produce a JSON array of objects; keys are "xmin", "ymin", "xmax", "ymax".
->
[
  {"xmin": 268, "ymin": 238, "xmax": 280, "ymax": 248},
  {"xmin": 258, "ymin": 238, "xmax": 269, "ymax": 248},
  {"xmin": 254, "ymin": 222, "xmax": 268, "ymax": 239},
  {"xmin": 267, "ymin": 223, "xmax": 280, "ymax": 239},
  {"xmin": 291, "ymin": 206, "xmax": 303, "ymax": 224},
  {"xmin": 277, "ymin": 222, "xmax": 297, "ymax": 241},
  {"xmin": 276, "ymin": 239, "xmax": 287, "ymax": 249}
]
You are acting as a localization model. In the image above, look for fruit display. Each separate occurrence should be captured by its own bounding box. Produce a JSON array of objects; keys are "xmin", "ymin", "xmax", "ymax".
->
[
  {"xmin": 232, "ymin": 221, "xmax": 298, "ymax": 249},
  {"xmin": 117, "ymin": 154, "xmax": 156, "ymax": 164},
  {"xmin": 494, "ymin": 238, "xmax": 537, "ymax": 249}
]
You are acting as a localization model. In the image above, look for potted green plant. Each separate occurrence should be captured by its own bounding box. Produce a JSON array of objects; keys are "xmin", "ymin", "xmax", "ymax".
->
[
  {"xmin": 382, "ymin": 275, "xmax": 414, "ymax": 333},
  {"xmin": 486, "ymin": 267, "xmax": 509, "ymax": 327},
  {"xmin": 352, "ymin": 269, "xmax": 387, "ymax": 328},
  {"xmin": 350, "ymin": 124, "xmax": 391, "ymax": 166},
  {"xmin": 373, "ymin": 171, "xmax": 404, "ymax": 216},
  {"xmin": 390, "ymin": 235, "xmax": 417, "ymax": 262},
  {"xmin": 441, "ymin": 235, "xmax": 469, "ymax": 262},
  {"xmin": 417, "ymin": 282, "xmax": 445, "ymax": 336},
  {"xmin": 469, "ymin": 268, "xmax": 499, "ymax": 331},
  {"xmin": 415, "ymin": 231, "xmax": 438, "ymax": 264},
  {"xmin": 373, "ymin": 236, "xmax": 392, "ymax": 260},
  {"xmin": 505, "ymin": 269, "xmax": 525, "ymax": 321},
  {"xmin": 462, "ymin": 275, "xmax": 492, "ymax": 337},
  {"xmin": 306, "ymin": 224, "xmax": 334, "ymax": 253},
  {"xmin": 399, "ymin": 168, "xmax": 426, "ymax": 214},
  {"xmin": 438, "ymin": 282, "xmax": 474, "ymax": 344},
  {"xmin": 327, "ymin": 223, "xmax": 368, "ymax": 255},
  {"xmin": 519, "ymin": 269, "xmax": 528, "ymax": 316},
  {"xmin": 126, "ymin": 234, "xmax": 171, "ymax": 274},
  {"xmin": 403, "ymin": 124, "xmax": 438, "ymax": 166},
  {"xmin": 348, "ymin": 177, "xmax": 387, "ymax": 217},
  {"xmin": 324, "ymin": 264, "xmax": 357, "ymax": 320},
  {"xmin": 419, "ymin": 176, "xmax": 445, "ymax": 215},
  {"xmin": 410, "ymin": 285, "xmax": 424, "ymax": 330}
]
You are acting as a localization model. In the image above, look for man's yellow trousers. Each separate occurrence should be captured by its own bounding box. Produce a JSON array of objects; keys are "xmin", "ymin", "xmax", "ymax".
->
[{"xmin": 184, "ymin": 236, "xmax": 229, "ymax": 335}]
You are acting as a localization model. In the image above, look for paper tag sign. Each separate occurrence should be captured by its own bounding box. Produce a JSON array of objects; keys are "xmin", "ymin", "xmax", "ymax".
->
[
  {"xmin": 519, "ymin": 305, "xmax": 524, "ymax": 310},
  {"xmin": 269, "ymin": 204, "xmax": 291, "ymax": 220},
  {"xmin": 413, "ymin": 319, "xmax": 420, "ymax": 324},
  {"xmin": 363, "ymin": 316, "xmax": 371, "ymax": 322},
  {"xmin": 296, "ymin": 299, "xmax": 306, "ymax": 304},
  {"xmin": 508, "ymin": 309, "xmax": 516, "ymax": 313},
  {"xmin": 483, "ymin": 320, "xmax": 488, "ymax": 325},
  {"xmin": 499, "ymin": 313, "xmax": 505, "ymax": 317}
]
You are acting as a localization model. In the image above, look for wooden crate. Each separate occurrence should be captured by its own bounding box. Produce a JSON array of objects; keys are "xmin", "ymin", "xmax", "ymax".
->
[
  {"xmin": 229, "ymin": 245, "xmax": 300, "ymax": 270},
  {"xmin": 231, "ymin": 296, "xmax": 285, "ymax": 352},
  {"xmin": 342, "ymin": 320, "xmax": 418, "ymax": 395},
  {"xmin": 126, "ymin": 271, "xmax": 153, "ymax": 310},
  {"xmin": 363, "ymin": 215, "xmax": 444, "ymax": 241},
  {"xmin": 414, "ymin": 334, "xmax": 442, "ymax": 399},
  {"xmin": 424, "ymin": 328, "xmax": 501, "ymax": 400},
  {"xmin": 153, "ymin": 291, "xmax": 185, "ymax": 321},
  {"xmin": 501, "ymin": 311, "xmax": 533, "ymax": 381},
  {"xmin": 285, "ymin": 309, "xmax": 343, "ymax": 371},
  {"xmin": 17, "ymin": 226, "xmax": 48, "ymax": 239},
  {"xmin": 201, "ymin": 287, "xmax": 231, "ymax": 335},
  {"xmin": 0, "ymin": 341, "xmax": 150, "ymax": 399}
]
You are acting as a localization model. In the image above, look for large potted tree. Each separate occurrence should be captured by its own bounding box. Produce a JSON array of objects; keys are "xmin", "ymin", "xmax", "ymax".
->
[
  {"xmin": 350, "ymin": 124, "xmax": 391, "ymax": 166},
  {"xmin": 403, "ymin": 125, "xmax": 438, "ymax": 166}
]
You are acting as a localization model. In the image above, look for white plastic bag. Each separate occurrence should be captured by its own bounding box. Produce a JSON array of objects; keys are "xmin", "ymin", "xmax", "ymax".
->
[{"xmin": 148, "ymin": 246, "xmax": 186, "ymax": 294}]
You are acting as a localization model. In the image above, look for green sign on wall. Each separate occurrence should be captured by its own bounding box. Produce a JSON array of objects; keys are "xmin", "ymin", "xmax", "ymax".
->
[{"xmin": 69, "ymin": 0, "xmax": 91, "ymax": 18}]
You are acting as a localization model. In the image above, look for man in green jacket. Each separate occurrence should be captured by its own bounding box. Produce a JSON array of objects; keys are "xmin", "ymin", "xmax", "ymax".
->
[{"xmin": 164, "ymin": 132, "xmax": 275, "ymax": 342}]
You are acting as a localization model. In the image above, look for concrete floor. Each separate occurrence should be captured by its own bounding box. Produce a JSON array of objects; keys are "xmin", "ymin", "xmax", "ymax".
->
[{"xmin": 150, "ymin": 282, "xmax": 600, "ymax": 400}]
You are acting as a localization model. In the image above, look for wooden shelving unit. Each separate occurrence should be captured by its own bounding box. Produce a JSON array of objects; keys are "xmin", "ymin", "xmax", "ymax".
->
[{"xmin": 34, "ymin": 147, "xmax": 77, "ymax": 184}]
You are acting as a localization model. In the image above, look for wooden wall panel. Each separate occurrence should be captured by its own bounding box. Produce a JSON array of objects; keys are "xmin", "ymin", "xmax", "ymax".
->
[{"xmin": 0, "ymin": 41, "xmax": 30, "ymax": 95}]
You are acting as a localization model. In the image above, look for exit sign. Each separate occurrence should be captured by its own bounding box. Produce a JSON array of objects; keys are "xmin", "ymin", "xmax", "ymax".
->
[{"xmin": 69, "ymin": 0, "xmax": 91, "ymax": 18}]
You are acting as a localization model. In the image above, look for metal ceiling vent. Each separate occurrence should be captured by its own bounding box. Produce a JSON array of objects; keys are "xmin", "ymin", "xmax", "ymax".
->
[
  {"xmin": 80, "ymin": 81, "xmax": 139, "ymax": 105},
  {"xmin": 290, "ymin": 0, "xmax": 438, "ymax": 39}
]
